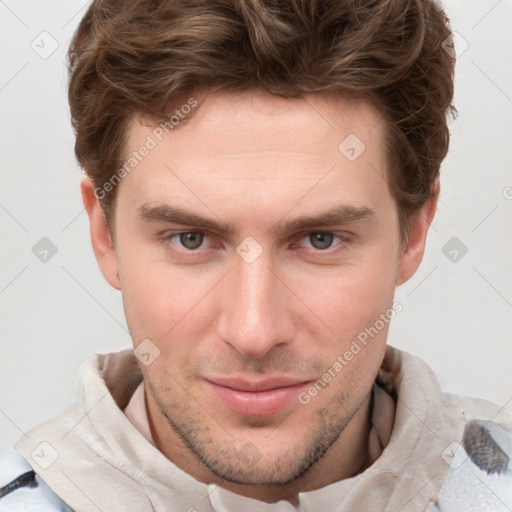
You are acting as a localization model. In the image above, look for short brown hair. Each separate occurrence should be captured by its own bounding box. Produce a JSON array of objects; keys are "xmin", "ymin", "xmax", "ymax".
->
[{"xmin": 68, "ymin": 0, "xmax": 455, "ymax": 240}]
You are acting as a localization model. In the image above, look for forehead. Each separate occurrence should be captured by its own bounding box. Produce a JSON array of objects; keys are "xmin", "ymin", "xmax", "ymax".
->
[
  {"xmin": 128, "ymin": 89, "xmax": 385, "ymax": 159},
  {"xmin": 119, "ymin": 90, "xmax": 390, "ymax": 219}
]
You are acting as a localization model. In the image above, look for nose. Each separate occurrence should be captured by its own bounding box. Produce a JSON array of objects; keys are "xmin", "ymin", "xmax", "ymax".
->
[{"xmin": 215, "ymin": 248, "xmax": 295, "ymax": 359}]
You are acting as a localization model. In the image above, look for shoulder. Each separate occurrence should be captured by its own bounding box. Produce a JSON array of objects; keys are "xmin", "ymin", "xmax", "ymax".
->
[
  {"xmin": 0, "ymin": 448, "xmax": 72, "ymax": 511},
  {"xmin": 387, "ymin": 348, "xmax": 512, "ymax": 511},
  {"xmin": 426, "ymin": 419, "xmax": 512, "ymax": 512}
]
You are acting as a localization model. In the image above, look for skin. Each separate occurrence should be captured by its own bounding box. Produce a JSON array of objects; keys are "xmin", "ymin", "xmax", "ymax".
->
[{"xmin": 81, "ymin": 89, "xmax": 437, "ymax": 503}]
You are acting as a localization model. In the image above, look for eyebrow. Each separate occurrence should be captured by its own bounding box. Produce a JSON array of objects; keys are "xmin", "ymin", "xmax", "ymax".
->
[{"xmin": 137, "ymin": 203, "xmax": 375, "ymax": 235}]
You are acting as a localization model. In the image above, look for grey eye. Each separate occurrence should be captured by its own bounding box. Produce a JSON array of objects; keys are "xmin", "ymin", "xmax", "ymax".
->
[
  {"xmin": 309, "ymin": 232, "xmax": 334, "ymax": 250},
  {"xmin": 179, "ymin": 232, "xmax": 204, "ymax": 249}
]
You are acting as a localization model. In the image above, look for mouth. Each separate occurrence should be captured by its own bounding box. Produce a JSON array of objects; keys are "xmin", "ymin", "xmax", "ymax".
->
[{"xmin": 204, "ymin": 376, "xmax": 310, "ymax": 417}]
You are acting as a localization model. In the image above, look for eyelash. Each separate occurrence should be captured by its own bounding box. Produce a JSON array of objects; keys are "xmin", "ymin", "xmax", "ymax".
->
[{"xmin": 158, "ymin": 231, "xmax": 352, "ymax": 258}]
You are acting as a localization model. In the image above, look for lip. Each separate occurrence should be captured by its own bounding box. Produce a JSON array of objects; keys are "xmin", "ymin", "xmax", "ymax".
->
[{"xmin": 205, "ymin": 377, "xmax": 310, "ymax": 416}]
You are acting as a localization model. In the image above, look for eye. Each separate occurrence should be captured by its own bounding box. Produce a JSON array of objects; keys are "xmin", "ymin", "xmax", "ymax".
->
[
  {"xmin": 163, "ymin": 231, "xmax": 207, "ymax": 250},
  {"xmin": 302, "ymin": 232, "xmax": 337, "ymax": 250},
  {"xmin": 178, "ymin": 232, "xmax": 205, "ymax": 250}
]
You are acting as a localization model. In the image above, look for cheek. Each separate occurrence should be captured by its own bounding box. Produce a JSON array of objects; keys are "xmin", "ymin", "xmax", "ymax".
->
[
  {"xmin": 295, "ymin": 253, "xmax": 397, "ymax": 321},
  {"xmin": 287, "ymin": 257, "xmax": 398, "ymax": 376},
  {"xmin": 308, "ymin": 272, "xmax": 393, "ymax": 397},
  {"xmin": 118, "ymin": 250, "xmax": 218, "ymax": 349},
  {"xmin": 118, "ymin": 251, "xmax": 174, "ymax": 335}
]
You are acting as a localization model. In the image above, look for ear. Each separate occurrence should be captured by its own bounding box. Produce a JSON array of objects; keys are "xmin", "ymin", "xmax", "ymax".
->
[
  {"xmin": 80, "ymin": 176, "xmax": 121, "ymax": 290},
  {"xmin": 396, "ymin": 181, "xmax": 440, "ymax": 286}
]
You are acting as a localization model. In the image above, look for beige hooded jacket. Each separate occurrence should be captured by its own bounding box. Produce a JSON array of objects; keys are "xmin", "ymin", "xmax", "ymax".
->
[{"xmin": 8, "ymin": 346, "xmax": 512, "ymax": 511}]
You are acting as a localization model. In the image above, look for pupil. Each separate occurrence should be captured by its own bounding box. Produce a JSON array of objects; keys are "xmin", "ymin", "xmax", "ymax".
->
[
  {"xmin": 180, "ymin": 232, "xmax": 203, "ymax": 249},
  {"xmin": 310, "ymin": 232, "xmax": 333, "ymax": 250}
]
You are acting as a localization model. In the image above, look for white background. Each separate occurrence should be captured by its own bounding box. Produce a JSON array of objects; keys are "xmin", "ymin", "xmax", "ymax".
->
[{"xmin": 1, "ymin": 1, "xmax": 511, "ymax": 454}]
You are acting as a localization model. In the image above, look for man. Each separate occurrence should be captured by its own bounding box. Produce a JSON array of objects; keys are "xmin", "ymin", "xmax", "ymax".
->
[{"xmin": 1, "ymin": 0, "xmax": 511, "ymax": 510}]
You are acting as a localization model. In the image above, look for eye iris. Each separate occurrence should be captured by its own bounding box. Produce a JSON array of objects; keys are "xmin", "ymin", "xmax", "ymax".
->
[
  {"xmin": 310, "ymin": 232, "xmax": 333, "ymax": 250},
  {"xmin": 180, "ymin": 232, "xmax": 204, "ymax": 249}
]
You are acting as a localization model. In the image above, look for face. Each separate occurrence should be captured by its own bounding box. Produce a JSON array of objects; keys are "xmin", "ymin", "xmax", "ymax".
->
[{"xmin": 84, "ymin": 89, "xmax": 433, "ymax": 491}]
